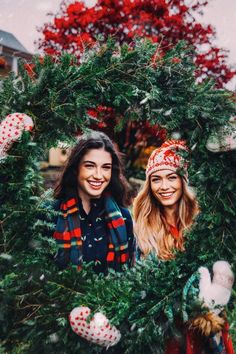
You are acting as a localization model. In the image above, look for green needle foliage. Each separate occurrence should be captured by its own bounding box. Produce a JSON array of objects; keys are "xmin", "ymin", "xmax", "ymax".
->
[{"xmin": 0, "ymin": 39, "xmax": 235, "ymax": 353}]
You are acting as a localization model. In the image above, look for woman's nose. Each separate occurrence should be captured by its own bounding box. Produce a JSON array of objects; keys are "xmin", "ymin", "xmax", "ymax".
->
[
  {"xmin": 160, "ymin": 179, "xmax": 169, "ymax": 189},
  {"xmin": 93, "ymin": 168, "xmax": 103, "ymax": 179}
]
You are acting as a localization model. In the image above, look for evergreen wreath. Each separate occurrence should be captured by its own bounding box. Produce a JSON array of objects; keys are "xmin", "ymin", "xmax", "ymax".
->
[{"xmin": 0, "ymin": 39, "xmax": 235, "ymax": 353}]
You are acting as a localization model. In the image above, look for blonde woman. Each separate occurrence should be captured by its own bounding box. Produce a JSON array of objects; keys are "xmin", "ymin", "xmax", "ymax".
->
[
  {"xmin": 134, "ymin": 140, "xmax": 198, "ymax": 261},
  {"xmin": 133, "ymin": 140, "xmax": 234, "ymax": 354}
]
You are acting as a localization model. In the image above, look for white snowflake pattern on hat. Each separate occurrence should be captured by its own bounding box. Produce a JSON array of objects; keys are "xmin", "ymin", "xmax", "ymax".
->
[{"xmin": 146, "ymin": 140, "xmax": 188, "ymax": 177}]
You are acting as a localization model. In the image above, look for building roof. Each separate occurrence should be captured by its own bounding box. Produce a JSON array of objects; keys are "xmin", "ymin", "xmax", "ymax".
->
[{"xmin": 0, "ymin": 29, "xmax": 30, "ymax": 54}]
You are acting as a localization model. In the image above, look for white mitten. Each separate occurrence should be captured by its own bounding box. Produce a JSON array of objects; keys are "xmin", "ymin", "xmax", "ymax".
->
[
  {"xmin": 0, "ymin": 112, "xmax": 34, "ymax": 160},
  {"xmin": 69, "ymin": 306, "xmax": 121, "ymax": 348},
  {"xmin": 199, "ymin": 261, "xmax": 234, "ymax": 314}
]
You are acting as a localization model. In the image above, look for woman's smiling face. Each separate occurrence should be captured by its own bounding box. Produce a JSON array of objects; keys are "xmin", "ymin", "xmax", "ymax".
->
[
  {"xmin": 150, "ymin": 170, "xmax": 183, "ymax": 208},
  {"xmin": 77, "ymin": 148, "xmax": 112, "ymax": 202}
]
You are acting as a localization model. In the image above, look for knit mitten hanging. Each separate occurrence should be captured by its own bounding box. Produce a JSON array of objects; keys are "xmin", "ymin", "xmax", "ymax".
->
[
  {"xmin": 69, "ymin": 306, "xmax": 121, "ymax": 348},
  {"xmin": 198, "ymin": 260, "xmax": 234, "ymax": 315},
  {"xmin": 183, "ymin": 260, "xmax": 234, "ymax": 337},
  {"xmin": 0, "ymin": 112, "xmax": 34, "ymax": 160}
]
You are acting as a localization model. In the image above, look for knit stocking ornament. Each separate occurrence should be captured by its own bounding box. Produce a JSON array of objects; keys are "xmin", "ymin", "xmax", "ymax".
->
[
  {"xmin": 69, "ymin": 306, "xmax": 121, "ymax": 348},
  {"xmin": 0, "ymin": 112, "xmax": 34, "ymax": 160}
]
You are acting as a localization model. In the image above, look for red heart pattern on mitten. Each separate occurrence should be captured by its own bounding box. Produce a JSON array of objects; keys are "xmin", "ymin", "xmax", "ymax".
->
[
  {"xmin": 0, "ymin": 112, "xmax": 34, "ymax": 159},
  {"xmin": 69, "ymin": 306, "xmax": 121, "ymax": 348}
]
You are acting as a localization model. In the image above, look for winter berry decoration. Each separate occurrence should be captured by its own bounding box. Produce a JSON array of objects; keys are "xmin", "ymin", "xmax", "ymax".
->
[
  {"xmin": 69, "ymin": 306, "xmax": 121, "ymax": 348},
  {"xmin": 0, "ymin": 112, "xmax": 34, "ymax": 160}
]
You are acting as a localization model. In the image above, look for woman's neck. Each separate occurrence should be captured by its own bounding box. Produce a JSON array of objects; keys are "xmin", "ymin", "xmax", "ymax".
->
[
  {"xmin": 81, "ymin": 198, "xmax": 91, "ymax": 214},
  {"xmin": 77, "ymin": 191, "xmax": 91, "ymax": 214},
  {"xmin": 163, "ymin": 205, "xmax": 179, "ymax": 227}
]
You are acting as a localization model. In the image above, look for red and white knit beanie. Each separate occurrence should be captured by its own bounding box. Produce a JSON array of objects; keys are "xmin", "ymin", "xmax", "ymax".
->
[{"xmin": 146, "ymin": 140, "xmax": 188, "ymax": 178}]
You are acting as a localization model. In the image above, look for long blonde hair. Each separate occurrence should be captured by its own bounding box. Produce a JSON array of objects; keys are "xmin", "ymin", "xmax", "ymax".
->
[{"xmin": 133, "ymin": 177, "xmax": 199, "ymax": 260}]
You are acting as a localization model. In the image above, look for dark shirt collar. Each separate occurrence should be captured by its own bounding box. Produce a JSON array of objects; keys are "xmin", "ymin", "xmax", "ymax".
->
[{"xmin": 77, "ymin": 196, "xmax": 105, "ymax": 217}]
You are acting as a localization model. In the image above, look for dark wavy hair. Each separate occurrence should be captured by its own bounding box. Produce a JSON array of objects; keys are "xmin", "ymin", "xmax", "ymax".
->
[{"xmin": 54, "ymin": 131, "xmax": 128, "ymax": 206}]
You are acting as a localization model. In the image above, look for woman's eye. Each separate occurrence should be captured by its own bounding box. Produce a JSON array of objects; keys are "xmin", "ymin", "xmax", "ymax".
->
[
  {"xmin": 103, "ymin": 166, "xmax": 112, "ymax": 170},
  {"xmin": 169, "ymin": 176, "xmax": 177, "ymax": 180},
  {"xmin": 84, "ymin": 164, "xmax": 94, "ymax": 169},
  {"xmin": 151, "ymin": 178, "xmax": 160, "ymax": 183}
]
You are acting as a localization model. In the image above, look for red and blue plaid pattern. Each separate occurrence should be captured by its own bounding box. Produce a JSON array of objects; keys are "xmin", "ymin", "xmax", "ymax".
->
[{"xmin": 53, "ymin": 196, "xmax": 130, "ymax": 270}]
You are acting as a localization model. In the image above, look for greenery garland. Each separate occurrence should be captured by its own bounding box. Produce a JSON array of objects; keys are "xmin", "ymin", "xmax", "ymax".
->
[{"xmin": 0, "ymin": 39, "xmax": 235, "ymax": 353}]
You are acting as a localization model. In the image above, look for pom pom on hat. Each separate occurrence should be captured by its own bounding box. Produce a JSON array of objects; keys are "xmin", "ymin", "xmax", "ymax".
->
[{"xmin": 146, "ymin": 140, "xmax": 188, "ymax": 178}]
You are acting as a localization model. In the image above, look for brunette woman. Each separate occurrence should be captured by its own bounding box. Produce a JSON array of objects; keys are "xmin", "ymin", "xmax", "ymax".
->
[{"xmin": 53, "ymin": 131, "xmax": 135, "ymax": 273}]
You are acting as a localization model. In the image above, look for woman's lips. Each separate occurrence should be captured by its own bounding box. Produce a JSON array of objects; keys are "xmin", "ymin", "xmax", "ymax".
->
[
  {"xmin": 88, "ymin": 180, "xmax": 104, "ymax": 189},
  {"xmin": 158, "ymin": 192, "xmax": 175, "ymax": 199}
]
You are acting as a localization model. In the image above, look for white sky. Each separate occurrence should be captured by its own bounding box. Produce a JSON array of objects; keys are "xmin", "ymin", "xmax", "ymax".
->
[{"xmin": 0, "ymin": 0, "xmax": 235, "ymax": 89}]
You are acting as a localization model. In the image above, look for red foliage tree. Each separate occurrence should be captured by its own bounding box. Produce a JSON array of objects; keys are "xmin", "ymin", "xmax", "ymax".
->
[
  {"xmin": 38, "ymin": 0, "xmax": 235, "ymax": 173},
  {"xmin": 38, "ymin": 0, "xmax": 235, "ymax": 87}
]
